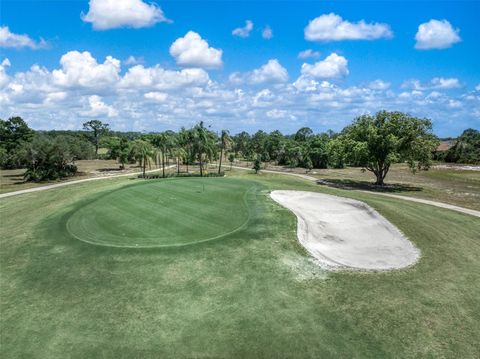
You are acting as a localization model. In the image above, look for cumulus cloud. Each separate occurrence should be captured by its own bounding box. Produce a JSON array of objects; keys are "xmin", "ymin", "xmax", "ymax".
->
[
  {"xmin": 144, "ymin": 91, "xmax": 168, "ymax": 102},
  {"xmin": 368, "ymin": 79, "xmax": 391, "ymax": 90},
  {"xmin": 304, "ymin": 13, "xmax": 393, "ymax": 41},
  {"xmin": 1, "ymin": 50, "xmax": 477, "ymax": 135},
  {"xmin": 300, "ymin": 53, "xmax": 349, "ymax": 79},
  {"xmin": 298, "ymin": 49, "xmax": 320, "ymax": 59},
  {"xmin": 169, "ymin": 31, "xmax": 223, "ymax": 69},
  {"xmin": 230, "ymin": 59, "xmax": 288, "ymax": 85},
  {"xmin": 0, "ymin": 26, "xmax": 47, "ymax": 49},
  {"xmin": 415, "ymin": 19, "xmax": 461, "ymax": 50},
  {"xmin": 81, "ymin": 95, "xmax": 118, "ymax": 117},
  {"xmin": 402, "ymin": 77, "xmax": 461, "ymax": 90},
  {"xmin": 232, "ymin": 20, "xmax": 254, "ymax": 38},
  {"xmin": 52, "ymin": 51, "xmax": 121, "ymax": 89},
  {"xmin": 262, "ymin": 26, "xmax": 273, "ymax": 39},
  {"xmin": 0, "ymin": 59, "xmax": 11, "ymax": 88},
  {"xmin": 124, "ymin": 55, "xmax": 144, "ymax": 65},
  {"xmin": 120, "ymin": 65, "xmax": 210, "ymax": 90},
  {"xmin": 81, "ymin": 0, "xmax": 169, "ymax": 30},
  {"xmin": 476, "ymin": 84, "xmax": 480, "ymax": 92}
]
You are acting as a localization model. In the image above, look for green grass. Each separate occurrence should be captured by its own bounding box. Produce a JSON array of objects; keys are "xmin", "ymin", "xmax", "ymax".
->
[
  {"xmin": 1, "ymin": 173, "xmax": 479, "ymax": 358},
  {"xmin": 66, "ymin": 178, "xmax": 256, "ymax": 247}
]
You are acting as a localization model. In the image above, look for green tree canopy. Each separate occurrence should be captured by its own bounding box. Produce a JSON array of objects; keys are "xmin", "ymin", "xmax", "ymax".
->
[
  {"xmin": 82, "ymin": 120, "xmax": 109, "ymax": 157},
  {"xmin": 339, "ymin": 111, "xmax": 439, "ymax": 185}
]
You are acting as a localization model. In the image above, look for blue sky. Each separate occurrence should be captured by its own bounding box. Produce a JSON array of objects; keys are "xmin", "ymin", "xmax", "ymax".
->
[{"xmin": 1, "ymin": 0, "xmax": 479, "ymax": 136}]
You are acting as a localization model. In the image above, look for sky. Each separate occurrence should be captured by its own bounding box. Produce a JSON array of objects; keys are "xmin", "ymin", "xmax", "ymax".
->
[{"xmin": 1, "ymin": 0, "xmax": 479, "ymax": 137}]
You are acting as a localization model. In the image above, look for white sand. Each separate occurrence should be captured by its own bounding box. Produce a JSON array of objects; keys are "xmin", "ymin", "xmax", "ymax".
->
[{"xmin": 270, "ymin": 190, "xmax": 420, "ymax": 271}]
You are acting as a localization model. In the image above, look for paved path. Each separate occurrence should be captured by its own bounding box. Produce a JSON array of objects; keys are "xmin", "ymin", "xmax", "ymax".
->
[
  {"xmin": 0, "ymin": 166, "xmax": 175, "ymax": 199},
  {"xmin": 230, "ymin": 165, "xmax": 480, "ymax": 218},
  {"xmin": 2, "ymin": 164, "xmax": 479, "ymax": 218}
]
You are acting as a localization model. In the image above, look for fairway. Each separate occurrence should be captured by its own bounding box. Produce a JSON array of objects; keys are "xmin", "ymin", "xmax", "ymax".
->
[
  {"xmin": 66, "ymin": 178, "xmax": 256, "ymax": 247},
  {"xmin": 1, "ymin": 173, "xmax": 480, "ymax": 358}
]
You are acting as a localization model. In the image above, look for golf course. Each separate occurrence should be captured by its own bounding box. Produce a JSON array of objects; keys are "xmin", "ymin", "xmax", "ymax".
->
[
  {"xmin": 1, "ymin": 170, "xmax": 479, "ymax": 358},
  {"xmin": 2, "ymin": 1, "xmax": 479, "ymax": 357}
]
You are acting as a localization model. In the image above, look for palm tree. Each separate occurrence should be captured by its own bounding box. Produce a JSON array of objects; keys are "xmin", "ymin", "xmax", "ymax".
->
[
  {"xmin": 193, "ymin": 122, "xmax": 216, "ymax": 177},
  {"xmin": 178, "ymin": 128, "xmax": 194, "ymax": 173},
  {"xmin": 172, "ymin": 147, "xmax": 187, "ymax": 174},
  {"xmin": 218, "ymin": 130, "xmax": 232, "ymax": 174},
  {"xmin": 130, "ymin": 139, "xmax": 154, "ymax": 178},
  {"xmin": 151, "ymin": 133, "xmax": 176, "ymax": 178}
]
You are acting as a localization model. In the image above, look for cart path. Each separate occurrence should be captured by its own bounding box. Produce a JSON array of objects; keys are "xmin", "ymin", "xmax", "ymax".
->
[
  {"xmin": 230, "ymin": 165, "xmax": 480, "ymax": 218},
  {"xmin": 0, "ymin": 166, "xmax": 175, "ymax": 199},
  {"xmin": 2, "ymin": 164, "xmax": 480, "ymax": 218}
]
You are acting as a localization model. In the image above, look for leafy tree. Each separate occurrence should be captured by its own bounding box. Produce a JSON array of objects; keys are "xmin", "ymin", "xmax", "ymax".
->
[
  {"xmin": 444, "ymin": 129, "xmax": 480, "ymax": 164},
  {"xmin": 304, "ymin": 156, "xmax": 313, "ymax": 173},
  {"xmin": 228, "ymin": 153, "xmax": 235, "ymax": 170},
  {"xmin": 218, "ymin": 130, "xmax": 232, "ymax": 174},
  {"xmin": 0, "ymin": 116, "xmax": 34, "ymax": 169},
  {"xmin": 294, "ymin": 127, "xmax": 314, "ymax": 142},
  {"xmin": 253, "ymin": 158, "xmax": 261, "ymax": 174},
  {"xmin": 308, "ymin": 134, "xmax": 330, "ymax": 168},
  {"xmin": 232, "ymin": 131, "xmax": 251, "ymax": 158},
  {"xmin": 82, "ymin": 120, "xmax": 109, "ymax": 157},
  {"xmin": 326, "ymin": 137, "xmax": 347, "ymax": 169},
  {"xmin": 21, "ymin": 135, "xmax": 78, "ymax": 182},
  {"xmin": 339, "ymin": 111, "xmax": 438, "ymax": 185}
]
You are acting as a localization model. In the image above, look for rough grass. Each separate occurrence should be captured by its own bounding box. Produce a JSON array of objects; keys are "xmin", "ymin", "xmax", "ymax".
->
[{"xmin": 1, "ymin": 173, "xmax": 479, "ymax": 358}]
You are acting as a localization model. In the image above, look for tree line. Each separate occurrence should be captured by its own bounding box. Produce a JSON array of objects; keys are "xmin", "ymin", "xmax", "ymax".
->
[{"xmin": 1, "ymin": 112, "xmax": 478, "ymax": 185}]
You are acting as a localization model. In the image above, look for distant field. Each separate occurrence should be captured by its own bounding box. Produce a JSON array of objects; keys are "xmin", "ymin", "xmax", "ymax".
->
[
  {"xmin": 0, "ymin": 160, "xmax": 153, "ymax": 194},
  {"xmin": 233, "ymin": 161, "xmax": 480, "ymax": 211},
  {"xmin": 1, "ymin": 173, "xmax": 479, "ymax": 358}
]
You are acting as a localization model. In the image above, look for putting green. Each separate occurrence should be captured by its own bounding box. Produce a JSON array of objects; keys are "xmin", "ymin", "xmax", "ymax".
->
[{"xmin": 66, "ymin": 177, "xmax": 257, "ymax": 247}]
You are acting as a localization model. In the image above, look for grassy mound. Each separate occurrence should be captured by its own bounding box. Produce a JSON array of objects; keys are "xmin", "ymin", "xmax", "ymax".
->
[{"xmin": 66, "ymin": 177, "xmax": 257, "ymax": 247}]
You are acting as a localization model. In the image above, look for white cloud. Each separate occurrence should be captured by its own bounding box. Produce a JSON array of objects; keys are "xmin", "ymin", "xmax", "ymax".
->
[
  {"xmin": 262, "ymin": 26, "xmax": 273, "ymax": 39},
  {"xmin": 0, "ymin": 58, "xmax": 11, "ymax": 88},
  {"xmin": 81, "ymin": 0, "xmax": 168, "ymax": 30},
  {"xmin": 52, "ymin": 51, "xmax": 121, "ymax": 89},
  {"xmin": 298, "ymin": 49, "xmax": 320, "ymax": 59},
  {"xmin": 300, "ymin": 53, "xmax": 349, "ymax": 79},
  {"xmin": 415, "ymin": 19, "xmax": 461, "ymax": 50},
  {"xmin": 120, "ymin": 65, "xmax": 210, "ymax": 90},
  {"xmin": 144, "ymin": 91, "xmax": 168, "ymax": 102},
  {"xmin": 230, "ymin": 59, "xmax": 288, "ymax": 85},
  {"xmin": 402, "ymin": 77, "xmax": 461, "ymax": 90},
  {"xmin": 475, "ymin": 84, "xmax": 480, "ymax": 92},
  {"xmin": 81, "ymin": 95, "xmax": 118, "ymax": 117},
  {"xmin": 1, "ymin": 49, "xmax": 477, "ymax": 135},
  {"xmin": 232, "ymin": 20, "xmax": 254, "ymax": 38},
  {"xmin": 249, "ymin": 59, "xmax": 288, "ymax": 84},
  {"xmin": 169, "ymin": 31, "xmax": 223, "ymax": 69},
  {"xmin": 304, "ymin": 13, "xmax": 393, "ymax": 41},
  {"xmin": 368, "ymin": 79, "xmax": 391, "ymax": 90},
  {"xmin": 124, "ymin": 55, "xmax": 144, "ymax": 65},
  {"xmin": 0, "ymin": 26, "xmax": 46, "ymax": 49}
]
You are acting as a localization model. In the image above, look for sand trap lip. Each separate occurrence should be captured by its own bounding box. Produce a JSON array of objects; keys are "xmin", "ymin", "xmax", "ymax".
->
[{"xmin": 270, "ymin": 190, "xmax": 420, "ymax": 271}]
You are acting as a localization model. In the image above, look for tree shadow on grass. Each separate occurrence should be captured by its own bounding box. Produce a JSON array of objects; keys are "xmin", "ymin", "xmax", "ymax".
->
[{"xmin": 317, "ymin": 178, "xmax": 423, "ymax": 193}]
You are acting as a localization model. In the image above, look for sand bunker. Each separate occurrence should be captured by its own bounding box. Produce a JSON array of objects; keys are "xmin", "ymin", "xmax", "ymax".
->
[{"xmin": 270, "ymin": 190, "xmax": 420, "ymax": 271}]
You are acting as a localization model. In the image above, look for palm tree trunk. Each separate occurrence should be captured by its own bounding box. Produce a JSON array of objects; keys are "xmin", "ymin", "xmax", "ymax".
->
[
  {"xmin": 199, "ymin": 155, "xmax": 203, "ymax": 177},
  {"xmin": 142, "ymin": 156, "xmax": 146, "ymax": 178},
  {"xmin": 218, "ymin": 147, "xmax": 223, "ymax": 174},
  {"xmin": 162, "ymin": 151, "xmax": 165, "ymax": 178}
]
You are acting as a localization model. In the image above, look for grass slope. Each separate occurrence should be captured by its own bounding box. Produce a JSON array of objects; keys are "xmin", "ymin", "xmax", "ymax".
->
[
  {"xmin": 66, "ymin": 178, "xmax": 255, "ymax": 247},
  {"xmin": 1, "ymin": 173, "xmax": 479, "ymax": 358}
]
